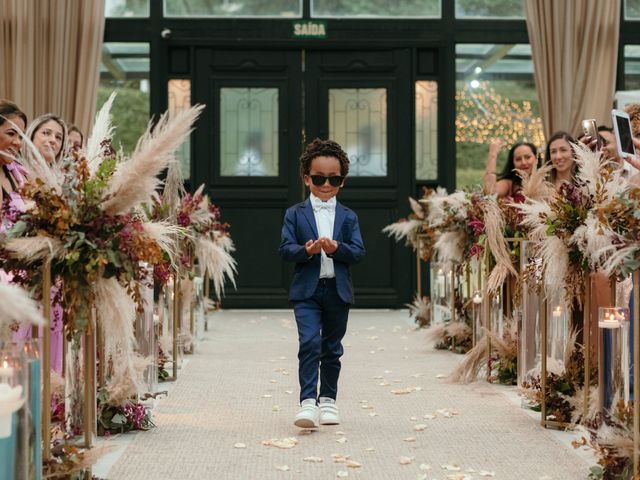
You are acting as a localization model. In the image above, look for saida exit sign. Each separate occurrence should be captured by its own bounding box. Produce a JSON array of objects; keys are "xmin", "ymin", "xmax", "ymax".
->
[{"xmin": 292, "ymin": 21, "xmax": 327, "ymax": 38}]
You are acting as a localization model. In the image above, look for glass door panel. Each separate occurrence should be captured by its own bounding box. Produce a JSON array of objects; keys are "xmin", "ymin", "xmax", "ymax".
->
[
  {"xmin": 328, "ymin": 88, "xmax": 388, "ymax": 176},
  {"xmin": 219, "ymin": 87, "xmax": 279, "ymax": 177}
]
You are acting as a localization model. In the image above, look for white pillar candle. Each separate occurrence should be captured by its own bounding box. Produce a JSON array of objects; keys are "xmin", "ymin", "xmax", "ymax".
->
[{"xmin": 0, "ymin": 384, "xmax": 24, "ymax": 438}]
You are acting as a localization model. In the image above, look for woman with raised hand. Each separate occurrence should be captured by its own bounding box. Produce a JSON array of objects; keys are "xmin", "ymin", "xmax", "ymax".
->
[{"xmin": 483, "ymin": 139, "xmax": 539, "ymax": 198}]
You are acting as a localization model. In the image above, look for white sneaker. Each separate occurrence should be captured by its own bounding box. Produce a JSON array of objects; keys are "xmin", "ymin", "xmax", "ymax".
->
[
  {"xmin": 319, "ymin": 397, "xmax": 340, "ymax": 425},
  {"xmin": 294, "ymin": 399, "xmax": 320, "ymax": 428}
]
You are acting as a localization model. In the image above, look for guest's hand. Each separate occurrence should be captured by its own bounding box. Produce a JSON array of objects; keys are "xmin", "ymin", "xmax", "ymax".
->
[
  {"xmin": 305, "ymin": 239, "xmax": 322, "ymax": 255},
  {"xmin": 580, "ymin": 135, "xmax": 598, "ymax": 151},
  {"xmin": 320, "ymin": 237, "xmax": 338, "ymax": 255},
  {"xmin": 488, "ymin": 139, "xmax": 504, "ymax": 159}
]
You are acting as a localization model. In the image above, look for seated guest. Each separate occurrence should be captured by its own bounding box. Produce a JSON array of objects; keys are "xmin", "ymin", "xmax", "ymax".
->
[
  {"xmin": 67, "ymin": 124, "xmax": 83, "ymax": 153},
  {"xmin": 0, "ymin": 100, "xmax": 27, "ymax": 208},
  {"xmin": 23, "ymin": 114, "xmax": 67, "ymax": 164},
  {"xmin": 483, "ymin": 139, "xmax": 540, "ymax": 198}
]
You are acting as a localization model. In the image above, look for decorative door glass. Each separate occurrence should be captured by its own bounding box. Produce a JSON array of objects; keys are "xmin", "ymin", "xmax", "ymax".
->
[
  {"xmin": 328, "ymin": 88, "xmax": 387, "ymax": 177},
  {"xmin": 168, "ymin": 79, "xmax": 192, "ymax": 180},
  {"xmin": 220, "ymin": 87, "xmax": 279, "ymax": 177},
  {"xmin": 415, "ymin": 80, "xmax": 438, "ymax": 180}
]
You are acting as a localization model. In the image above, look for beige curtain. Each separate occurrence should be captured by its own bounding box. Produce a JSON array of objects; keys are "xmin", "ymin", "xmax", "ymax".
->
[
  {"xmin": 524, "ymin": 0, "xmax": 620, "ymax": 139},
  {"xmin": 0, "ymin": 0, "xmax": 105, "ymax": 136}
]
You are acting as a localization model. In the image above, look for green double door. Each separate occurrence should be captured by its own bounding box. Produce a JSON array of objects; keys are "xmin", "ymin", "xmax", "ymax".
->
[{"xmin": 192, "ymin": 48, "xmax": 415, "ymax": 308}]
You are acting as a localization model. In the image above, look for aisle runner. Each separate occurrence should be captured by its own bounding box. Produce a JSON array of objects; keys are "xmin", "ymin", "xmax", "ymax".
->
[{"xmin": 106, "ymin": 311, "xmax": 590, "ymax": 480}]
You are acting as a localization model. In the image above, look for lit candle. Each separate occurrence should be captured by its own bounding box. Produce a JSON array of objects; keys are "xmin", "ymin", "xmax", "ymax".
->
[
  {"xmin": 472, "ymin": 292, "xmax": 483, "ymax": 304},
  {"xmin": 552, "ymin": 306, "xmax": 562, "ymax": 319},
  {"xmin": 0, "ymin": 384, "xmax": 24, "ymax": 438},
  {"xmin": 0, "ymin": 360, "xmax": 13, "ymax": 383},
  {"xmin": 436, "ymin": 268, "xmax": 445, "ymax": 299},
  {"xmin": 598, "ymin": 308, "xmax": 621, "ymax": 329}
]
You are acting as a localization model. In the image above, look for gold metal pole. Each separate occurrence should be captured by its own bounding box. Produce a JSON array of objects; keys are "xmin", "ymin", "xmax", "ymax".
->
[
  {"xmin": 42, "ymin": 259, "xmax": 52, "ymax": 461},
  {"xmin": 484, "ymin": 254, "xmax": 491, "ymax": 381},
  {"xmin": 583, "ymin": 274, "xmax": 591, "ymax": 422},
  {"xmin": 416, "ymin": 249, "xmax": 422, "ymax": 299},
  {"xmin": 203, "ymin": 272, "xmax": 210, "ymax": 331},
  {"xmin": 451, "ymin": 267, "xmax": 456, "ymax": 323},
  {"xmin": 172, "ymin": 274, "xmax": 180, "ymax": 381},
  {"xmin": 465, "ymin": 263, "xmax": 471, "ymax": 301},
  {"xmin": 541, "ymin": 295, "xmax": 548, "ymax": 427},
  {"xmin": 83, "ymin": 314, "xmax": 95, "ymax": 450},
  {"xmin": 96, "ymin": 313, "xmax": 105, "ymax": 389},
  {"xmin": 633, "ymin": 270, "xmax": 639, "ymax": 475}
]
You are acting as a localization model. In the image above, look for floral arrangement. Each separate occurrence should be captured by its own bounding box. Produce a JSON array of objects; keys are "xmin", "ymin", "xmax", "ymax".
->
[
  {"xmin": 1, "ymin": 94, "xmax": 202, "ymax": 406},
  {"xmin": 449, "ymin": 316, "xmax": 517, "ymax": 384},
  {"xmin": 516, "ymin": 144, "xmax": 626, "ymax": 307},
  {"xmin": 521, "ymin": 344, "xmax": 598, "ymax": 425},
  {"xmin": 146, "ymin": 159, "xmax": 236, "ymax": 297},
  {"xmin": 97, "ymin": 388, "xmax": 154, "ymax": 436},
  {"xmin": 425, "ymin": 320, "xmax": 473, "ymax": 354},
  {"xmin": 573, "ymin": 400, "xmax": 635, "ymax": 480}
]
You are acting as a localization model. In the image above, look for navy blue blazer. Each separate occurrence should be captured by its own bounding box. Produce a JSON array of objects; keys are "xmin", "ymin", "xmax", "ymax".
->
[{"xmin": 279, "ymin": 198, "xmax": 366, "ymax": 304}]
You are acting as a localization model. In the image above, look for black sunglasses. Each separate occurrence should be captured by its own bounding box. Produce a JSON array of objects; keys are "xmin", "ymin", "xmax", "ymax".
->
[{"xmin": 309, "ymin": 175, "xmax": 345, "ymax": 187}]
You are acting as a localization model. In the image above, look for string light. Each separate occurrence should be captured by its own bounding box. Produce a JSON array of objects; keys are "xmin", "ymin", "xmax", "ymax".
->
[{"xmin": 456, "ymin": 81, "xmax": 545, "ymax": 147}]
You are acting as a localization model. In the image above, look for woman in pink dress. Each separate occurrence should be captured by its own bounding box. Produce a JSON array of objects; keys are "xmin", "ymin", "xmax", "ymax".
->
[{"xmin": 9, "ymin": 112, "xmax": 68, "ymax": 374}]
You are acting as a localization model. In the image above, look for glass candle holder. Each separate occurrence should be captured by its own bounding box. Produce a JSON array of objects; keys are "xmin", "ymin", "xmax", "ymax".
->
[
  {"xmin": 518, "ymin": 240, "xmax": 542, "ymax": 388},
  {"xmin": 0, "ymin": 350, "xmax": 27, "ymax": 480},
  {"xmin": 430, "ymin": 262, "xmax": 454, "ymax": 325},
  {"xmin": 598, "ymin": 307, "xmax": 631, "ymax": 409}
]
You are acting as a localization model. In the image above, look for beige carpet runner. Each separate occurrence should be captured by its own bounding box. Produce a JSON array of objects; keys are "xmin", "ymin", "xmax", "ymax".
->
[{"xmin": 106, "ymin": 310, "xmax": 591, "ymax": 479}]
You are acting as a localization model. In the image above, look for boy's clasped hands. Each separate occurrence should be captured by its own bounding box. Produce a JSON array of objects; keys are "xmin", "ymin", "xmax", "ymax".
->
[{"xmin": 305, "ymin": 237, "xmax": 338, "ymax": 256}]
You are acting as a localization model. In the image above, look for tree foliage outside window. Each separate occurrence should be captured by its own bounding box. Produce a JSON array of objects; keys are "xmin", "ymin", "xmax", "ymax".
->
[
  {"xmin": 312, "ymin": 0, "xmax": 440, "ymax": 17},
  {"xmin": 96, "ymin": 85, "xmax": 150, "ymax": 156},
  {"xmin": 105, "ymin": 0, "xmax": 149, "ymax": 17},
  {"xmin": 164, "ymin": 0, "xmax": 300, "ymax": 16},
  {"xmin": 456, "ymin": 80, "xmax": 541, "ymax": 189},
  {"xmin": 625, "ymin": 0, "xmax": 640, "ymax": 18},
  {"xmin": 455, "ymin": 0, "xmax": 524, "ymax": 18}
]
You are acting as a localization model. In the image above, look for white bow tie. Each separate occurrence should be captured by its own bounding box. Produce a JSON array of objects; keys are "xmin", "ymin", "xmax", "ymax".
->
[{"xmin": 312, "ymin": 198, "xmax": 336, "ymax": 213}]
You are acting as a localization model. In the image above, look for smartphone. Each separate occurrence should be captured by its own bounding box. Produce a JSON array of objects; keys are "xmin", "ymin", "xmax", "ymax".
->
[
  {"xmin": 581, "ymin": 118, "xmax": 601, "ymax": 150},
  {"xmin": 612, "ymin": 109, "xmax": 637, "ymax": 161}
]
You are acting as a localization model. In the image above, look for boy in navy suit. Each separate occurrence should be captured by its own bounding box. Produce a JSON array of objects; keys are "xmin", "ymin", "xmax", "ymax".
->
[{"xmin": 279, "ymin": 139, "xmax": 365, "ymax": 428}]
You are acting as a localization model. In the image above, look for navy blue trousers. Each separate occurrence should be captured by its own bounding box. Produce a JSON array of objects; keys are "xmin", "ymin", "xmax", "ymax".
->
[{"xmin": 292, "ymin": 278, "xmax": 350, "ymax": 403}]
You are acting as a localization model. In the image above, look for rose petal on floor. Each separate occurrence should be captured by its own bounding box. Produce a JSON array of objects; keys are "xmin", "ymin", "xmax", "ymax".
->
[
  {"xmin": 403, "ymin": 437, "xmax": 416, "ymax": 442},
  {"xmin": 336, "ymin": 431, "xmax": 346, "ymax": 435},
  {"xmin": 399, "ymin": 456, "xmax": 413, "ymax": 465},
  {"xmin": 332, "ymin": 454, "xmax": 351, "ymax": 463},
  {"xmin": 346, "ymin": 460, "xmax": 361, "ymax": 468},
  {"xmin": 436, "ymin": 374, "xmax": 446, "ymax": 379},
  {"xmin": 391, "ymin": 387, "xmax": 414, "ymax": 395},
  {"xmin": 233, "ymin": 443, "xmax": 246, "ymax": 449},
  {"xmin": 303, "ymin": 456, "xmax": 324, "ymax": 463},
  {"xmin": 336, "ymin": 471, "xmax": 349, "ymax": 478},
  {"xmin": 479, "ymin": 471, "xmax": 495, "ymax": 477},
  {"xmin": 336, "ymin": 437, "xmax": 348, "ymax": 444},
  {"xmin": 262, "ymin": 437, "xmax": 299, "ymax": 449},
  {"xmin": 275, "ymin": 465, "xmax": 289, "ymax": 471},
  {"xmin": 441, "ymin": 464, "xmax": 461, "ymax": 471},
  {"xmin": 423, "ymin": 414, "xmax": 436, "ymax": 420},
  {"xmin": 413, "ymin": 424, "xmax": 427, "ymax": 431},
  {"xmin": 419, "ymin": 463, "xmax": 431, "ymax": 470}
]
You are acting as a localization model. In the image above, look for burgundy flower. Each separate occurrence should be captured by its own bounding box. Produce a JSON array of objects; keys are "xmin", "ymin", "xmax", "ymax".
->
[
  {"xmin": 468, "ymin": 218, "xmax": 485, "ymax": 236},
  {"xmin": 469, "ymin": 243, "xmax": 484, "ymax": 258}
]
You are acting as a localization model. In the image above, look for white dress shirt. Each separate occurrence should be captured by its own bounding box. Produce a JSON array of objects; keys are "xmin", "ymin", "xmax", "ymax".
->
[{"xmin": 310, "ymin": 193, "xmax": 336, "ymax": 278}]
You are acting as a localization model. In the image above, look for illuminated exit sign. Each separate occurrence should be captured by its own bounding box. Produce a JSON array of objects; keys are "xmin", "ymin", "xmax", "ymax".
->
[{"xmin": 292, "ymin": 21, "xmax": 327, "ymax": 38}]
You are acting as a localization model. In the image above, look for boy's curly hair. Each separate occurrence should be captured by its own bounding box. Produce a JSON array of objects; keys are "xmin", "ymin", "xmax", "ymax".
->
[{"xmin": 299, "ymin": 138, "xmax": 350, "ymax": 177}]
